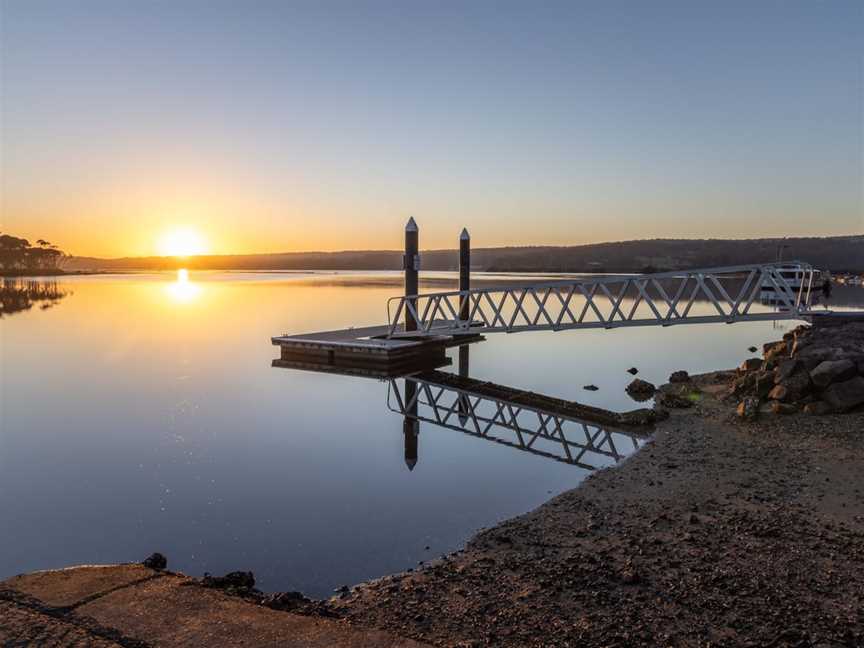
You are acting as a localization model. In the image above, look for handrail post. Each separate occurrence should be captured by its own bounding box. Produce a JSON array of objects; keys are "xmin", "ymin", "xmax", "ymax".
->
[
  {"xmin": 459, "ymin": 227, "xmax": 470, "ymax": 323},
  {"xmin": 404, "ymin": 217, "xmax": 419, "ymax": 332}
]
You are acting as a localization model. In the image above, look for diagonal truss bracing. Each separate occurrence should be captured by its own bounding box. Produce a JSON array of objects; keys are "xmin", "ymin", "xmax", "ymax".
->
[
  {"xmin": 387, "ymin": 375, "xmax": 641, "ymax": 469},
  {"xmin": 386, "ymin": 262, "xmax": 816, "ymax": 337}
]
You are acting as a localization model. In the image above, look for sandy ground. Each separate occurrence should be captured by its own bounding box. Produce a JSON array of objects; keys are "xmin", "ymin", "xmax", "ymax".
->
[{"xmin": 335, "ymin": 375, "xmax": 864, "ymax": 647}]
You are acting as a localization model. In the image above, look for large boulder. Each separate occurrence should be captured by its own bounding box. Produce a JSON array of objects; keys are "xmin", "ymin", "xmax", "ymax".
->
[
  {"xmin": 770, "ymin": 402, "xmax": 798, "ymax": 416},
  {"xmin": 142, "ymin": 552, "xmax": 167, "ymax": 570},
  {"xmin": 763, "ymin": 340, "xmax": 787, "ymax": 355},
  {"xmin": 626, "ymin": 378, "xmax": 656, "ymax": 401},
  {"xmin": 791, "ymin": 337, "xmax": 810, "ymax": 355},
  {"xmin": 669, "ymin": 370, "xmax": 690, "ymax": 384},
  {"xmin": 740, "ymin": 358, "xmax": 763, "ymax": 373},
  {"xmin": 754, "ymin": 371, "xmax": 776, "ymax": 399},
  {"xmin": 795, "ymin": 341, "xmax": 847, "ymax": 371},
  {"xmin": 810, "ymin": 359, "xmax": 857, "ymax": 389},
  {"xmin": 768, "ymin": 384, "xmax": 786, "ymax": 401},
  {"xmin": 803, "ymin": 401, "xmax": 834, "ymax": 416},
  {"xmin": 822, "ymin": 376, "xmax": 864, "ymax": 412},
  {"xmin": 763, "ymin": 340, "xmax": 790, "ymax": 365},
  {"xmin": 796, "ymin": 346, "xmax": 854, "ymax": 371},
  {"xmin": 731, "ymin": 372, "xmax": 757, "ymax": 399},
  {"xmin": 737, "ymin": 397, "xmax": 760, "ymax": 421},
  {"xmin": 774, "ymin": 359, "xmax": 803, "ymax": 384},
  {"xmin": 768, "ymin": 372, "xmax": 811, "ymax": 403}
]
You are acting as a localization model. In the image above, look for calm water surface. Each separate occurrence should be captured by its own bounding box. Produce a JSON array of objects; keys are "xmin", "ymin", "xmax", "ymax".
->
[{"xmin": 2, "ymin": 272, "xmax": 861, "ymax": 596}]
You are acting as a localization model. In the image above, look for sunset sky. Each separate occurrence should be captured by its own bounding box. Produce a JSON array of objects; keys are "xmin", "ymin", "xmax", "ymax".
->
[{"xmin": 1, "ymin": 0, "xmax": 862, "ymax": 258}]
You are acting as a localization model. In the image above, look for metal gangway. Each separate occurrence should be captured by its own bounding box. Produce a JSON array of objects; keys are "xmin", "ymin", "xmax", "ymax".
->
[{"xmin": 386, "ymin": 261, "xmax": 817, "ymax": 338}]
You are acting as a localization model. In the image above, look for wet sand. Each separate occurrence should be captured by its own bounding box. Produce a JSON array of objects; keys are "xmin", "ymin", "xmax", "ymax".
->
[{"xmin": 336, "ymin": 374, "xmax": 864, "ymax": 646}]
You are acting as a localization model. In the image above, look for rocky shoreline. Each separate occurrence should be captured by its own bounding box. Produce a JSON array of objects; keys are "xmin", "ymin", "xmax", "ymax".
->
[{"xmin": 327, "ymin": 321, "xmax": 864, "ymax": 646}]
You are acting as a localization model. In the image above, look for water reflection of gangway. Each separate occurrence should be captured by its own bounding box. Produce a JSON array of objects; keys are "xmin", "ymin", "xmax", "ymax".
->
[
  {"xmin": 273, "ymin": 345, "xmax": 646, "ymax": 472},
  {"xmin": 387, "ymin": 369, "xmax": 642, "ymax": 471}
]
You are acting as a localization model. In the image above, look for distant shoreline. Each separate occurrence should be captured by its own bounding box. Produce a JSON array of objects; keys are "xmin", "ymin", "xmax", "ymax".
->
[
  {"xmin": 59, "ymin": 235, "xmax": 864, "ymax": 275},
  {"xmin": 0, "ymin": 269, "xmax": 113, "ymax": 278}
]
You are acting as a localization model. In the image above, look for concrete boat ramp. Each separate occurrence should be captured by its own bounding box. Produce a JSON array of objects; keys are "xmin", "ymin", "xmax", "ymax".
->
[{"xmin": 0, "ymin": 564, "xmax": 431, "ymax": 647}]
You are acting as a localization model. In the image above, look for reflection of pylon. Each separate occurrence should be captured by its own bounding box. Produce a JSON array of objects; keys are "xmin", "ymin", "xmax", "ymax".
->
[
  {"xmin": 458, "ymin": 344, "xmax": 470, "ymax": 426},
  {"xmin": 403, "ymin": 378, "xmax": 419, "ymax": 471},
  {"xmin": 403, "ymin": 418, "xmax": 419, "ymax": 471}
]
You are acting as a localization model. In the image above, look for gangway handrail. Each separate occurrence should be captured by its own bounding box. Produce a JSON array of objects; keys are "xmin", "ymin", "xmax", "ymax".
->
[{"xmin": 386, "ymin": 261, "xmax": 816, "ymax": 338}]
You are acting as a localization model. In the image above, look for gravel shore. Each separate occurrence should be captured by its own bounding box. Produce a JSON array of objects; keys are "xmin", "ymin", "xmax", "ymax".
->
[{"xmin": 335, "ymin": 374, "xmax": 864, "ymax": 647}]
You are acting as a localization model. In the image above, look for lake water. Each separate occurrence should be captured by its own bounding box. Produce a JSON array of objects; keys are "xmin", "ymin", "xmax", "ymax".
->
[{"xmin": 2, "ymin": 271, "xmax": 861, "ymax": 596}]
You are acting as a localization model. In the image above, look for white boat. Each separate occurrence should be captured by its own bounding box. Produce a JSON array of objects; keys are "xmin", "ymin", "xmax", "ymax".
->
[{"xmin": 760, "ymin": 265, "xmax": 809, "ymax": 304}]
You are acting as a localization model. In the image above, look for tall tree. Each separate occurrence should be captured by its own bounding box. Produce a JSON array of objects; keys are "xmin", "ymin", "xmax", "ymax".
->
[{"xmin": 0, "ymin": 234, "xmax": 66, "ymax": 271}]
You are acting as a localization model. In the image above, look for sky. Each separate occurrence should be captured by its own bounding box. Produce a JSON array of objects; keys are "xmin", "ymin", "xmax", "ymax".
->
[{"xmin": 1, "ymin": 0, "xmax": 862, "ymax": 258}]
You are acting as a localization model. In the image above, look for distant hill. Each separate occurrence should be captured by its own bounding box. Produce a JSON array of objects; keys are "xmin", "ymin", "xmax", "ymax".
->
[{"xmin": 65, "ymin": 235, "xmax": 863, "ymax": 273}]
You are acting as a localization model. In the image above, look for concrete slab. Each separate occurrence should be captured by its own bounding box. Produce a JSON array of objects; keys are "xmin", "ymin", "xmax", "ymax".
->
[
  {"xmin": 2, "ymin": 564, "xmax": 158, "ymax": 608},
  {"xmin": 76, "ymin": 573, "xmax": 431, "ymax": 648},
  {"xmin": 0, "ymin": 601, "xmax": 125, "ymax": 647}
]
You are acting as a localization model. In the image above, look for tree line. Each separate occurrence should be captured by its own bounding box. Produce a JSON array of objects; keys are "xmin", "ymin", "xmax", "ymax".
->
[{"xmin": 0, "ymin": 234, "xmax": 67, "ymax": 273}]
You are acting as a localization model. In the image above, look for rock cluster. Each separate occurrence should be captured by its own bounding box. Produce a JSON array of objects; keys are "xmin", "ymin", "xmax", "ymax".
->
[
  {"xmin": 142, "ymin": 552, "xmax": 167, "ymax": 570},
  {"xmin": 731, "ymin": 322, "xmax": 864, "ymax": 418},
  {"xmin": 201, "ymin": 570, "xmax": 256, "ymax": 595},
  {"xmin": 625, "ymin": 378, "xmax": 656, "ymax": 401},
  {"xmin": 668, "ymin": 370, "xmax": 690, "ymax": 384},
  {"xmin": 261, "ymin": 590, "xmax": 340, "ymax": 618}
]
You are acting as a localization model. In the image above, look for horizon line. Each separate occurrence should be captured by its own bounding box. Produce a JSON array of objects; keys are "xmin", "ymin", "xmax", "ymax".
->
[{"xmin": 66, "ymin": 232, "xmax": 864, "ymax": 261}]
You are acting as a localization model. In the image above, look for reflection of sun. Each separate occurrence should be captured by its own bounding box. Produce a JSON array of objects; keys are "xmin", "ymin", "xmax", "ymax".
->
[
  {"xmin": 157, "ymin": 228, "xmax": 207, "ymax": 257},
  {"xmin": 166, "ymin": 268, "xmax": 201, "ymax": 303}
]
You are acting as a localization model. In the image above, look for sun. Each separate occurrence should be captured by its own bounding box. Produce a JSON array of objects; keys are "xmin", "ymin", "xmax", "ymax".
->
[{"xmin": 157, "ymin": 228, "xmax": 207, "ymax": 257}]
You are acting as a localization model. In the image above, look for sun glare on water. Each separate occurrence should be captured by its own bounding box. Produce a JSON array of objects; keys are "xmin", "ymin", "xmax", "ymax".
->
[
  {"xmin": 166, "ymin": 268, "xmax": 201, "ymax": 303},
  {"xmin": 157, "ymin": 228, "xmax": 207, "ymax": 257}
]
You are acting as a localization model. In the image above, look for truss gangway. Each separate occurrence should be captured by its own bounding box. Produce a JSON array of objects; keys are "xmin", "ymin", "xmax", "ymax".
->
[{"xmin": 386, "ymin": 262, "xmax": 817, "ymax": 338}]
